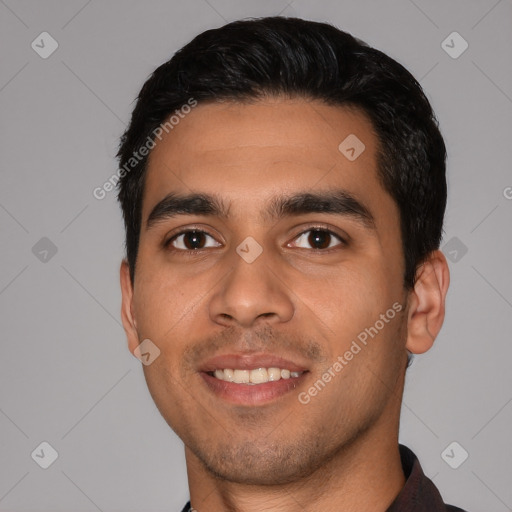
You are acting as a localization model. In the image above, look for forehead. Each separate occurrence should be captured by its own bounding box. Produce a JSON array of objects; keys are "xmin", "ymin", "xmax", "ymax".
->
[{"xmin": 143, "ymin": 97, "xmax": 389, "ymax": 221}]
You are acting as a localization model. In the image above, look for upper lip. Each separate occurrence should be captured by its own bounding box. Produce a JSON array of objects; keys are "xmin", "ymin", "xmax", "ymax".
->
[{"xmin": 199, "ymin": 353, "xmax": 309, "ymax": 373}]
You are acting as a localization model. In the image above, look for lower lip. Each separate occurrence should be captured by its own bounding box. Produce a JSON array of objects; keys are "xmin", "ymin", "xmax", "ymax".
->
[{"xmin": 200, "ymin": 372, "xmax": 307, "ymax": 405}]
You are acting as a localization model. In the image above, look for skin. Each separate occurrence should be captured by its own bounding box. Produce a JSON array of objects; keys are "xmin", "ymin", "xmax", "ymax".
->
[{"xmin": 120, "ymin": 97, "xmax": 450, "ymax": 512}]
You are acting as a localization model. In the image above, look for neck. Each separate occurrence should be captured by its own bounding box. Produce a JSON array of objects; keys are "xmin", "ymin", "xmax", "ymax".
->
[{"xmin": 186, "ymin": 428, "xmax": 405, "ymax": 512}]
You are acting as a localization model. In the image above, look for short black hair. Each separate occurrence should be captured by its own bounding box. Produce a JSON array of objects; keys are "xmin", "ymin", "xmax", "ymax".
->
[{"xmin": 117, "ymin": 16, "xmax": 446, "ymax": 289}]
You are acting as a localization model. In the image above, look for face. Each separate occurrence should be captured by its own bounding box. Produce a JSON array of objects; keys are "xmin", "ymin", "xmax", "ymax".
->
[{"xmin": 121, "ymin": 97, "xmax": 411, "ymax": 485}]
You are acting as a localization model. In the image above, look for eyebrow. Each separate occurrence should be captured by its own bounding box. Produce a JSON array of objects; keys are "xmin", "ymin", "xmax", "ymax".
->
[
  {"xmin": 146, "ymin": 193, "xmax": 229, "ymax": 230},
  {"xmin": 145, "ymin": 190, "xmax": 375, "ymax": 231}
]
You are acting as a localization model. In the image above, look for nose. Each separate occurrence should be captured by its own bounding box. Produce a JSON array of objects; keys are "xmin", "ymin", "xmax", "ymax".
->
[{"xmin": 208, "ymin": 248, "xmax": 294, "ymax": 329}]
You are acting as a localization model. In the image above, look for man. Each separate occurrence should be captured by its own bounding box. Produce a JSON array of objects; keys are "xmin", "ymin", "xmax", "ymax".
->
[{"xmin": 117, "ymin": 16, "xmax": 467, "ymax": 512}]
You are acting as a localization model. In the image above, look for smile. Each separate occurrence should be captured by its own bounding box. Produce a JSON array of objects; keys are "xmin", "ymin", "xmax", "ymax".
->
[
  {"xmin": 199, "ymin": 353, "xmax": 309, "ymax": 404},
  {"xmin": 209, "ymin": 367, "xmax": 305, "ymax": 384}
]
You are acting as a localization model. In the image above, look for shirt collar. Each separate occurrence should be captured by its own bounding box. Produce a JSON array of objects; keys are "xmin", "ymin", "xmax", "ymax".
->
[{"xmin": 386, "ymin": 444, "xmax": 450, "ymax": 511}]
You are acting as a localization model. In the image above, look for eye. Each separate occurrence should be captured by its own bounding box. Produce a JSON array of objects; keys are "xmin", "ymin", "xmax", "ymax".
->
[
  {"xmin": 289, "ymin": 228, "xmax": 344, "ymax": 250},
  {"xmin": 168, "ymin": 230, "xmax": 221, "ymax": 251}
]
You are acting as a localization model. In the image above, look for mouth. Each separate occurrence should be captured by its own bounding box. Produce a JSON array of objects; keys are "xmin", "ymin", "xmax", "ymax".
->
[
  {"xmin": 208, "ymin": 367, "xmax": 305, "ymax": 384},
  {"xmin": 199, "ymin": 354, "xmax": 309, "ymax": 405}
]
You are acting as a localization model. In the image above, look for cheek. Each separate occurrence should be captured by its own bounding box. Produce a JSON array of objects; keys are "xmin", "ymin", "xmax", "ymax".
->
[
  {"xmin": 141, "ymin": 355, "xmax": 192, "ymax": 437},
  {"xmin": 132, "ymin": 261, "xmax": 194, "ymax": 345},
  {"xmin": 295, "ymin": 261, "xmax": 395, "ymax": 347},
  {"xmin": 131, "ymin": 255, "xmax": 221, "ymax": 399},
  {"xmin": 133, "ymin": 270, "xmax": 196, "ymax": 415}
]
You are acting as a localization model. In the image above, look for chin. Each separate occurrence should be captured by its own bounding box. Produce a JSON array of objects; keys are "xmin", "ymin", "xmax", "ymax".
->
[{"xmin": 190, "ymin": 438, "xmax": 328, "ymax": 486}]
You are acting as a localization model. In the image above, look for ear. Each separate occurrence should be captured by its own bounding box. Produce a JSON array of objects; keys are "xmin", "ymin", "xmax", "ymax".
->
[
  {"xmin": 120, "ymin": 260, "xmax": 140, "ymax": 354},
  {"xmin": 405, "ymin": 250, "xmax": 450, "ymax": 354}
]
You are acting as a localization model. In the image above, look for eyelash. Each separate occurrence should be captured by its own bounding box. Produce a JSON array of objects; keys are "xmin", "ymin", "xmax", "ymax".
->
[{"xmin": 164, "ymin": 225, "xmax": 347, "ymax": 253}]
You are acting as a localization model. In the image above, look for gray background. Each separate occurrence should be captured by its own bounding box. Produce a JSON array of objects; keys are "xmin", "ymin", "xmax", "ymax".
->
[{"xmin": 1, "ymin": 0, "xmax": 511, "ymax": 511}]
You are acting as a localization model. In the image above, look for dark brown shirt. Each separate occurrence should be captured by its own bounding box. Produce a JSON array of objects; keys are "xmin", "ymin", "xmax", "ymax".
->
[
  {"xmin": 387, "ymin": 444, "xmax": 467, "ymax": 511},
  {"xmin": 181, "ymin": 444, "xmax": 468, "ymax": 511}
]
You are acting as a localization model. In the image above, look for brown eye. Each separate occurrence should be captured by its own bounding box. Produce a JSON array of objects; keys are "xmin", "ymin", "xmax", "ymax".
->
[
  {"xmin": 308, "ymin": 230, "xmax": 331, "ymax": 249},
  {"xmin": 291, "ymin": 229, "xmax": 343, "ymax": 250},
  {"xmin": 170, "ymin": 230, "xmax": 220, "ymax": 250}
]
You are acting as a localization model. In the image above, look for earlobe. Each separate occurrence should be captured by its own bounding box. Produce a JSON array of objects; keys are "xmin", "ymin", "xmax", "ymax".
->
[
  {"xmin": 120, "ymin": 260, "xmax": 140, "ymax": 353},
  {"xmin": 405, "ymin": 250, "xmax": 450, "ymax": 354}
]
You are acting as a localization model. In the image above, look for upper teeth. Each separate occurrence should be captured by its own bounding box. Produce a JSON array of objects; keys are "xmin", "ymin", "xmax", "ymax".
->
[{"xmin": 213, "ymin": 368, "xmax": 303, "ymax": 384}]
